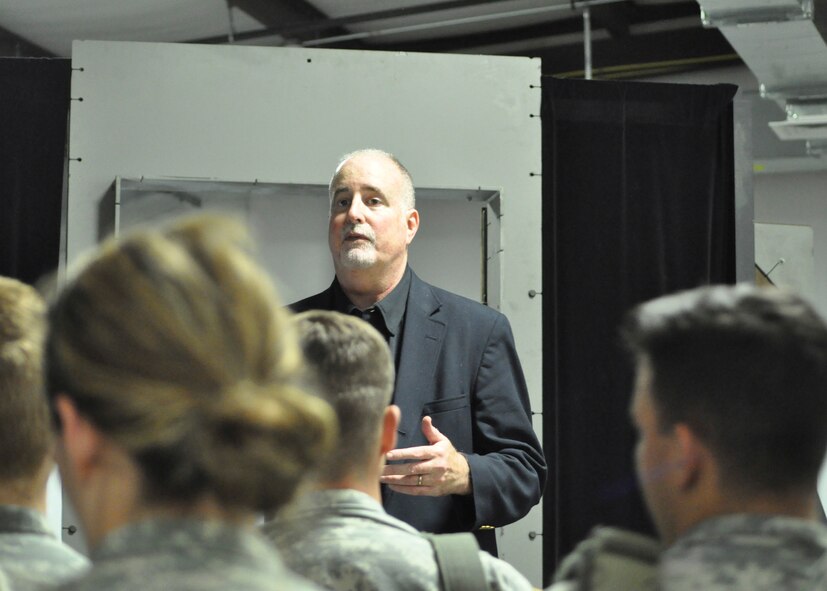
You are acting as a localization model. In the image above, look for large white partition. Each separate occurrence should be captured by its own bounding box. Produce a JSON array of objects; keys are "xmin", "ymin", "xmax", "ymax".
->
[{"xmin": 67, "ymin": 40, "xmax": 543, "ymax": 584}]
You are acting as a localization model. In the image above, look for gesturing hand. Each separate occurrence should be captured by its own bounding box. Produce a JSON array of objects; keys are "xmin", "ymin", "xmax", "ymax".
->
[{"xmin": 380, "ymin": 416, "xmax": 471, "ymax": 496}]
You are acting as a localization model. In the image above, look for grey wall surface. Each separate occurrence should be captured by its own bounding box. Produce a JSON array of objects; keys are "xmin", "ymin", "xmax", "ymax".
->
[{"xmin": 754, "ymin": 171, "xmax": 827, "ymax": 513}]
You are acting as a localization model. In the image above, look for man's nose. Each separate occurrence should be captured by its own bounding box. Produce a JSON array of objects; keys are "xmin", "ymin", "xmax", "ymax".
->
[{"xmin": 346, "ymin": 196, "xmax": 366, "ymax": 222}]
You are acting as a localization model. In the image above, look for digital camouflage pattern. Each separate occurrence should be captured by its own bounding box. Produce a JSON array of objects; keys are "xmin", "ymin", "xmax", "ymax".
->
[
  {"xmin": 0, "ymin": 504, "xmax": 89, "ymax": 590},
  {"xmin": 660, "ymin": 514, "xmax": 827, "ymax": 590},
  {"xmin": 262, "ymin": 488, "xmax": 534, "ymax": 591},
  {"xmin": 57, "ymin": 517, "xmax": 323, "ymax": 591}
]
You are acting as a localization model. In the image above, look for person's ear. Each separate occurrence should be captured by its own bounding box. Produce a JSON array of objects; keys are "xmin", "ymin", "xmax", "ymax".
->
[
  {"xmin": 672, "ymin": 423, "xmax": 702, "ymax": 491},
  {"xmin": 405, "ymin": 209, "xmax": 419, "ymax": 245},
  {"xmin": 54, "ymin": 395, "xmax": 104, "ymax": 481},
  {"xmin": 380, "ymin": 405, "xmax": 401, "ymax": 455}
]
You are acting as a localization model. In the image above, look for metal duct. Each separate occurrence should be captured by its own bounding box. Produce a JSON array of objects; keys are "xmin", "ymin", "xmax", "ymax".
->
[{"xmin": 698, "ymin": 0, "xmax": 827, "ymax": 144}]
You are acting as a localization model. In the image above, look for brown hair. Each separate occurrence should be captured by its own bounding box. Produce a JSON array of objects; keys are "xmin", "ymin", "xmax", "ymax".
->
[
  {"xmin": 0, "ymin": 276, "xmax": 51, "ymax": 483},
  {"xmin": 46, "ymin": 215, "xmax": 335, "ymax": 512},
  {"xmin": 293, "ymin": 311, "xmax": 394, "ymax": 482}
]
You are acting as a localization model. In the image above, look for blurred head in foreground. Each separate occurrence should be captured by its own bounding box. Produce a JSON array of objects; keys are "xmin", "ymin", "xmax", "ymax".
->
[
  {"xmin": 46, "ymin": 215, "xmax": 335, "ymax": 549},
  {"xmin": 0, "ymin": 276, "xmax": 51, "ymax": 509},
  {"xmin": 623, "ymin": 284, "xmax": 827, "ymax": 545}
]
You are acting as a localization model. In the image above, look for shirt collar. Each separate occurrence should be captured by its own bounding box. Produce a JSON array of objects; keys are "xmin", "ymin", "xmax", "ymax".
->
[
  {"xmin": 0, "ymin": 505, "xmax": 51, "ymax": 536},
  {"xmin": 332, "ymin": 266, "xmax": 411, "ymax": 337},
  {"xmin": 91, "ymin": 517, "xmax": 275, "ymax": 563}
]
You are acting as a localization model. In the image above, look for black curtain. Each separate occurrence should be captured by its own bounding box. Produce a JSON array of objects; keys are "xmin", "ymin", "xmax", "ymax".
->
[
  {"xmin": 541, "ymin": 78, "xmax": 737, "ymax": 583},
  {"xmin": 0, "ymin": 58, "xmax": 71, "ymax": 284}
]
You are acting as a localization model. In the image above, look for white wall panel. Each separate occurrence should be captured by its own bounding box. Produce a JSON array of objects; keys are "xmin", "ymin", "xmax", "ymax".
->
[{"xmin": 67, "ymin": 40, "xmax": 543, "ymax": 583}]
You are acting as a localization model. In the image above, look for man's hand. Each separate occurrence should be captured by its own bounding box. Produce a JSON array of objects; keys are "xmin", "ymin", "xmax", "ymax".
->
[{"xmin": 380, "ymin": 416, "xmax": 472, "ymax": 496}]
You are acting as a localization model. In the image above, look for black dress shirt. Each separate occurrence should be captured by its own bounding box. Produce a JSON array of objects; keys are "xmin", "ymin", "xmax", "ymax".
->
[{"xmin": 332, "ymin": 266, "xmax": 411, "ymax": 369}]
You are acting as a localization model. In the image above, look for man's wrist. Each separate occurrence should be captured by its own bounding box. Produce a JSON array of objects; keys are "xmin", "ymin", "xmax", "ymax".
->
[{"xmin": 458, "ymin": 453, "xmax": 473, "ymax": 495}]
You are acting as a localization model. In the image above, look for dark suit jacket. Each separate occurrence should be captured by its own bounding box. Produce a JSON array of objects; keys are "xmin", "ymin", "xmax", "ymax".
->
[{"xmin": 291, "ymin": 270, "xmax": 547, "ymax": 554}]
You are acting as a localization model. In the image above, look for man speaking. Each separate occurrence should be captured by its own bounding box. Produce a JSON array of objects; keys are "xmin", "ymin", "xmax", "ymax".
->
[{"xmin": 292, "ymin": 149, "xmax": 546, "ymax": 554}]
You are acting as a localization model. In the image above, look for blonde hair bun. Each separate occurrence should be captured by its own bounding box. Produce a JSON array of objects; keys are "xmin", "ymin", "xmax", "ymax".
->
[{"xmin": 47, "ymin": 214, "xmax": 335, "ymax": 512}]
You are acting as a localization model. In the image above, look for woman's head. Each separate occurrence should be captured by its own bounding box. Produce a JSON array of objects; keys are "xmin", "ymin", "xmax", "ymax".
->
[{"xmin": 46, "ymin": 215, "xmax": 334, "ymax": 520}]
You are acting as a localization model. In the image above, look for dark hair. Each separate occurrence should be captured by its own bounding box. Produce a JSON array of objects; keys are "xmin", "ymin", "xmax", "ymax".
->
[{"xmin": 622, "ymin": 284, "xmax": 827, "ymax": 495}]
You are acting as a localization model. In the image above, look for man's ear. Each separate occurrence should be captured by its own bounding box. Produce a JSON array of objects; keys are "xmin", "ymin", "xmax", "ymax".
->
[
  {"xmin": 405, "ymin": 209, "xmax": 420, "ymax": 245},
  {"xmin": 673, "ymin": 423, "xmax": 702, "ymax": 491},
  {"xmin": 380, "ymin": 405, "xmax": 401, "ymax": 455},
  {"xmin": 54, "ymin": 394, "xmax": 103, "ymax": 481}
]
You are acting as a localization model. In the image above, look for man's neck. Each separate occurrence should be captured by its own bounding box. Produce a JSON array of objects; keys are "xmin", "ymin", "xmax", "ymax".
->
[
  {"xmin": 670, "ymin": 490, "xmax": 820, "ymax": 545},
  {"xmin": 318, "ymin": 474, "xmax": 382, "ymax": 504},
  {"xmin": 717, "ymin": 491, "xmax": 819, "ymax": 521},
  {"xmin": 336, "ymin": 260, "xmax": 407, "ymax": 310},
  {"xmin": 0, "ymin": 483, "xmax": 47, "ymax": 515}
]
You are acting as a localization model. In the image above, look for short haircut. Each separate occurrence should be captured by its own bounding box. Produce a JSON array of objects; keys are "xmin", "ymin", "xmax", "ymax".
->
[
  {"xmin": 46, "ymin": 215, "xmax": 336, "ymax": 513},
  {"xmin": 0, "ymin": 276, "xmax": 51, "ymax": 483},
  {"xmin": 622, "ymin": 284, "xmax": 827, "ymax": 495},
  {"xmin": 329, "ymin": 148, "xmax": 416, "ymax": 209},
  {"xmin": 293, "ymin": 311, "xmax": 395, "ymax": 482}
]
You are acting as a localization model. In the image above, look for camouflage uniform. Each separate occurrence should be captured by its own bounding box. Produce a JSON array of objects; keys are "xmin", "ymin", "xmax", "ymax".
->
[
  {"xmin": 660, "ymin": 514, "xmax": 827, "ymax": 590},
  {"xmin": 58, "ymin": 517, "xmax": 324, "ymax": 591},
  {"xmin": 0, "ymin": 504, "xmax": 89, "ymax": 590},
  {"xmin": 262, "ymin": 489, "xmax": 534, "ymax": 591}
]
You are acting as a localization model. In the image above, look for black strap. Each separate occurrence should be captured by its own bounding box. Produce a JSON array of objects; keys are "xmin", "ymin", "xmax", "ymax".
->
[{"xmin": 423, "ymin": 532, "xmax": 488, "ymax": 591}]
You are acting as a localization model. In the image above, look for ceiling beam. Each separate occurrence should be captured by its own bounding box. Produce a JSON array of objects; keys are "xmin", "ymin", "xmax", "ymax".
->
[
  {"xmin": 324, "ymin": 18, "xmax": 583, "ymax": 52},
  {"xmin": 326, "ymin": 1, "xmax": 701, "ymax": 52},
  {"xmin": 591, "ymin": 4, "xmax": 631, "ymax": 39},
  {"xmin": 534, "ymin": 26, "xmax": 738, "ymax": 78},
  {"xmin": 312, "ymin": 9, "xmax": 737, "ymax": 80},
  {"xmin": 0, "ymin": 25, "xmax": 54, "ymax": 57},
  {"xmin": 190, "ymin": 0, "xmax": 517, "ymax": 45},
  {"xmin": 228, "ymin": 0, "xmax": 353, "ymax": 44},
  {"xmin": 231, "ymin": 0, "xmax": 327, "ymax": 22}
]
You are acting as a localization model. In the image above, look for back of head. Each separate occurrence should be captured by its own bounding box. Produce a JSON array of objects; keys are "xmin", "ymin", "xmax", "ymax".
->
[
  {"xmin": 0, "ymin": 277, "xmax": 51, "ymax": 489},
  {"xmin": 46, "ymin": 215, "xmax": 336, "ymax": 513},
  {"xmin": 622, "ymin": 284, "xmax": 827, "ymax": 496},
  {"xmin": 293, "ymin": 311, "xmax": 395, "ymax": 482}
]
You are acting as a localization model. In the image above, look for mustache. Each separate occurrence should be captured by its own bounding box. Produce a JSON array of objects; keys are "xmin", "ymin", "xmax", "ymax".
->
[{"xmin": 342, "ymin": 223, "xmax": 376, "ymax": 243}]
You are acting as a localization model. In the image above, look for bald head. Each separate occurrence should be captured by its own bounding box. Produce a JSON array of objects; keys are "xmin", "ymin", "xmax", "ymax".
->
[{"xmin": 330, "ymin": 149, "xmax": 415, "ymax": 210}]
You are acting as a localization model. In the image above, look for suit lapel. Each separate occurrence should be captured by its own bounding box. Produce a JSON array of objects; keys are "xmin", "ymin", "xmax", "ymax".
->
[
  {"xmin": 288, "ymin": 282, "xmax": 336, "ymax": 312},
  {"xmin": 394, "ymin": 272, "xmax": 445, "ymax": 445}
]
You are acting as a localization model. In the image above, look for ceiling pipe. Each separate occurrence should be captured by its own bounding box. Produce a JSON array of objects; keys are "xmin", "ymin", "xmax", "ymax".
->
[
  {"xmin": 300, "ymin": 0, "xmax": 627, "ymax": 47},
  {"xmin": 583, "ymin": 7, "xmax": 593, "ymax": 79},
  {"xmin": 193, "ymin": 0, "xmax": 504, "ymax": 44},
  {"xmin": 190, "ymin": 0, "xmax": 628, "ymax": 46}
]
